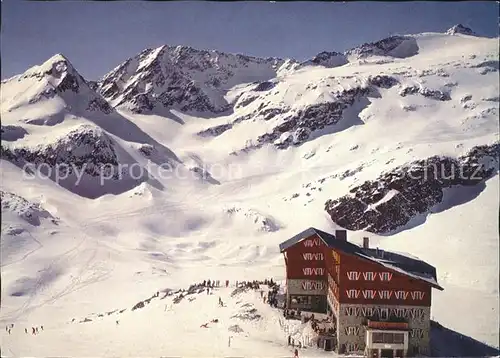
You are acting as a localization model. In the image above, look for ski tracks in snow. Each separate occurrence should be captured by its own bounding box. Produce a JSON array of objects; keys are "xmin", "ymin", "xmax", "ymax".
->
[{"xmin": 1, "ymin": 221, "xmax": 114, "ymax": 323}]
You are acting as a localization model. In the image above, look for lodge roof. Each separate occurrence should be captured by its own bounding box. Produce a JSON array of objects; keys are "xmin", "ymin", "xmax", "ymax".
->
[{"xmin": 279, "ymin": 227, "xmax": 443, "ymax": 291}]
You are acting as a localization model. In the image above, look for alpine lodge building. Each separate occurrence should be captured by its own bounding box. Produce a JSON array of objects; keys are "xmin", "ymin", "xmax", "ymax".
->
[{"xmin": 279, "ymin": 227, "xmax": 443, "ymax": 357}]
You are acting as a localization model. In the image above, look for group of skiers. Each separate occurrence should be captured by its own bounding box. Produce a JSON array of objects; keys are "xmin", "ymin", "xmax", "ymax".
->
[
  {"xmin": 266, "ymin": 283, "xmax": 280, "ymax": 307},
  {"xmin": 201, "ymin": 279, "xmax": 223, "ymax": 288},
  {"xmin": 199, "ymin": 278, "xmax": 276, "ymax": 289},
  {"xmin": 5, "ymin": 324, "xmax": 44, "ymax": 335}
]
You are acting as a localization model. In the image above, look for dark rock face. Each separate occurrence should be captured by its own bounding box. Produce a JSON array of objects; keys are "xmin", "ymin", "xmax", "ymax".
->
[
  {"xmin": 235, "ymin": 94, "xmax": 259, "ymax": 109},
  {"xmin": 346, "ymin": 36, "xmax": 419, "ymax": 59},
  {"xmin": 96, "ymin": 45, "xmax": 290, "ymax": 114},
  {"xmin": 131, "ymin": 301, "xmax": 145, "ymax": 311},
  {"xmin": 197, "ymin": 123, "xmax": 233, "ymax": 138},
  {"xmin": 472, "ymin": 60, "xmax": 499, "ymax": 75},
  {"xmin": 56, "ymin": 72, "xmax": 80, "ymax": 93},
  {"xmin": 254, "ymin": 81, "xmax": 275, "ymax": 92},
  {"xmin": 197, "ymin": 106, "xmax": 288, "ymax": 138},
  {"xmin": 0, "ymin": 191, "xmax": 58, "ymax": 226},
  {"xmin": 87, "ymin": 97, "xmax": 113, "ymax": 114},
  {"xmin": 138, "ymin": 144, "xmax": 155, "ymax": 157},
  {"xmin": 304, "ymin": 51, "xmax": 349, "ymax": 68},
  {"xmin": 324, "ymin": 143, "xmax": 500, "ymax": 233},
  {"xmin": 256, "ymin": 86, "xmax": 370, "ymax": 148},
  {"xmin": 158, "ymin": 82, "xmax": 223, "ymax": 113},
  {"xmin": 399, "ymin": 85, "xmax": 451, "ymax": 101},
  {"xmin": 130, "ymin": 93, "xmax": 155, "ymax": 113},
  {"xmin": 446, "ymin": 24, "xmax": 477, "ymax": 36},
  {"xmin": 1, "ymin": 125, "xmax": 119, "ymax": 179},
  {"xmin": 369, "ymin": 75, "xmax": 399, "ymax": 89},
  {"xmin": 88, "ymin": 81, "xmax": 99, "ymax": 91}
]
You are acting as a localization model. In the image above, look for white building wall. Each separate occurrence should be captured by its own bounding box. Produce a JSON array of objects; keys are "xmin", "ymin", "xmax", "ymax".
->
[{"xmin": 338, "ymin": 303, "xmax": 431, "ymax": 355}]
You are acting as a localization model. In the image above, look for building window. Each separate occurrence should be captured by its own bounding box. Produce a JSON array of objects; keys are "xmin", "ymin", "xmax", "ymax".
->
[
  {"xmin": 290, "ymin": 295, "xmax": 312, "ymax": 306},
  {"xmin": 393, "ymin": 333, "xmax": 404, "ymax": 344},
  {"xmin": 372, "ymin": 332, "xmax": 405, "ymax": 344},
  {"xmin": 373, "ymin": 332, "xmax": 384, "ymax": 343}
]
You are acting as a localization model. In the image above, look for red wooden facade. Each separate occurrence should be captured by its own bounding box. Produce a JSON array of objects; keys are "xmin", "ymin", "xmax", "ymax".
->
[
  {"xmin": 284, "ymin": 235, "xmax": 327, "ymax": 279},
  {"xmin": 335, "ymin": 250, "xmax": 432, "ymax": 306},
  {"xmin": 283, "ymin": 233, "xmax": 434, "ymax": 309}
]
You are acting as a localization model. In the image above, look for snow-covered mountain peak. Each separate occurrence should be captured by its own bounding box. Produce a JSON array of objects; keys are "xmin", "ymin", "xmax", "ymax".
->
[
  {"xmin": 34, "ymin": 53, "xmax": 73, "ymax": 74},
  {"xmin": 95, "ymin": 44, "xmax": 298, "ymax": 114},
  {"xmin": 1, "ymin": 53, "xmax": 112, "ymax": 117},
  {"xmin": 446, "ymin": 24, "xmax": 477, "ymax": 36},
  {"xmin": 20, "ymin": 53, "xmax": 84, "ymax": 89}
]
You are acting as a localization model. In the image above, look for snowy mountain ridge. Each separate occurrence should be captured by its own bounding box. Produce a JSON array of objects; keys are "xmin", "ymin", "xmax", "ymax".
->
[
  {"xmin": 92, "ymin": 26, "xmax": 472, "ymax": 115},
  {"xmin": 95, "ymin": 44, "xmax": 298, "ymax": 114}
]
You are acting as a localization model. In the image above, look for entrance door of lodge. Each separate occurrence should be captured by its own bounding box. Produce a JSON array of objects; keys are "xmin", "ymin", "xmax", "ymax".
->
[{"xmin": 381, "ymin": 349, "xmax": 394, "ymax": 358}]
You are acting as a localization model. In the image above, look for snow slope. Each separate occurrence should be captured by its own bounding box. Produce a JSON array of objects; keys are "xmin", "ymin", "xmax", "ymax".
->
[{"xmin": 1, "ymin": 27, "xmax": 499, "ymax": 356}]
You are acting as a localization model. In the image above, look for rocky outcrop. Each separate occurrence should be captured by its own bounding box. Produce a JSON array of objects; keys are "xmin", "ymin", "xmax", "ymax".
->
[
  {"xmin": 324, "ymin": 143, "xmax": 500, "ymax": 233},
  {"xmin": 197, "ymin": 106, "xmax": 288, "ymax": 138},
  {"xmin": 446, "ymin": 24, "xmax": 477, "ymax": 36},
  {"xmin": 197, "ymin": 123, "xmax": 233, "ymax": 138},
  {"xmin": 346, "ymin": 36, "xmax": 419, "ymax": 59},
  {"xmin": 87, "ymin": 97, "xmax": 113, "ymax": 113},
  {"xmin": 368, "ymin": 75, "xmax": 399, "ymax": 89},
  {"xmin": 0, "ymin": 191, "xmax": 59, "ymax": 226},
  {"xmin": 399, "ymin": 85, "xmax": 451, "ymax": 101},
  {"xmin": 257, "ymin": 86, "xmax": 370, "ymax": 149},
  {"xmin": 254, "ymin": 81, "xmax": 276, "ymax": 92},
  {"xmin": 1, "ymin": 125, "xmax": 119, "ymax": 179},
  {"xmin": 303, "ymin": 51, "xmax": 348, "ymax": 68}
]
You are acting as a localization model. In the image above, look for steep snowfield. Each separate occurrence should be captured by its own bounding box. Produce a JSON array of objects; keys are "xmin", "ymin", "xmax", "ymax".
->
[{"xmin": 1, "ymin": 29, "xmax": 499, "ymax": 356}]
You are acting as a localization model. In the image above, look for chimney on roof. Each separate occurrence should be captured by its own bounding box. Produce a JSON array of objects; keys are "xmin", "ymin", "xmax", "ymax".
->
[
  {"xmin": 335, "ymin": 230, "xmax": 347, "ymax": 241},
  {"xmin": 363, "ymin": 237, "xmax": 369, "ymax": 249}
]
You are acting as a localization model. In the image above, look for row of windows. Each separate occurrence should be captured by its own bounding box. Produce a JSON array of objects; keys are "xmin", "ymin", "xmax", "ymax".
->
[
  {"xmin": 290, "ymin": 295, "xmax": 324, "ymax": 305},
  {"xmin": 290, "ymin": 295, "xmax": 312, "ymax": 305},
  {"xmin": 372, "ymin": 332, "xmax": 405, "ymax": 344}
]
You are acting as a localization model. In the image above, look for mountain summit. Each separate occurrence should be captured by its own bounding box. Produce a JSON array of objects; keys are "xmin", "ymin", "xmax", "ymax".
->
[
  {"xmin": 95, "ymin": 45, "xmax": 297, "ymax": 114},
  {"xmin": 446, "ymin": 24, "xmax": 477, "ymax": 36},
  {"xmin": 1, "ymin": 53, "xmax": 112, "ymax": 115}
]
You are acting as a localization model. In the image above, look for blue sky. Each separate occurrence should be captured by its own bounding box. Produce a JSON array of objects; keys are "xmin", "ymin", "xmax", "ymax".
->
[{"xmin": 1, "ymin": 1, "xmax": 498, "ymax": 80}]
